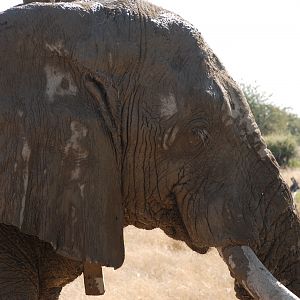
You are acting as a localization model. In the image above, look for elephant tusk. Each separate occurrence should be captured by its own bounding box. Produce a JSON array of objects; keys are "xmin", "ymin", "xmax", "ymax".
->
[{"xmin": 218, "ymin": 245, "xmax": 299, "ymax": 300}]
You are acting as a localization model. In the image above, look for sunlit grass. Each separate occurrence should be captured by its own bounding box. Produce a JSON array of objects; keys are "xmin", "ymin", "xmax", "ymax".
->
[
  {"xmin": 60, "ymin": 227, "xmax": 235, "ymax": 300},
  {"xmin": 295, "ymin": 192, "xmax": 300, "ymax": 206}
]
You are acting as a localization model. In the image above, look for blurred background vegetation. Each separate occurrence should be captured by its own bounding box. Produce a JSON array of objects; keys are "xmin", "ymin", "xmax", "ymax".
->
[{"xmin": 241, "ymin": 83, "xmax": 300, "ymax": 168}]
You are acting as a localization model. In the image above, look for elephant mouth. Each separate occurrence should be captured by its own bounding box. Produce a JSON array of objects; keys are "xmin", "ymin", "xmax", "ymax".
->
[{"xmin": 218, "ymin": 246, "xmax": 299, "ymax": 299}]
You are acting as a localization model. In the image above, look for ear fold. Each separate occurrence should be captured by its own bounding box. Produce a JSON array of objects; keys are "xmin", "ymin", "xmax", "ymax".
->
[{"xmin": 83, "ymin": 72, "xmax": 120, "ymax": 144}]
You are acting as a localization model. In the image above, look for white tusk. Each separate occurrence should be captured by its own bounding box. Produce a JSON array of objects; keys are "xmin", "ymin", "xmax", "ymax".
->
[{"xmin": 218, "ymin": 245, "xmax": 299, "ymax": 300}]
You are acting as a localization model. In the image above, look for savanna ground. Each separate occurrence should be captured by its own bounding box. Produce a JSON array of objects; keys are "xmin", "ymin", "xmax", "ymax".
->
[{"xmin": 60, "ymin": 168, "xmax": 300, "ymax": 300}]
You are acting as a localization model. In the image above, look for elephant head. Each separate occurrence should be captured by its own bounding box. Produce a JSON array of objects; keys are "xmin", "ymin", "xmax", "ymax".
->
[{"xmin": 0, "ymin": 0, "xmax": 299, "ymax": 298}]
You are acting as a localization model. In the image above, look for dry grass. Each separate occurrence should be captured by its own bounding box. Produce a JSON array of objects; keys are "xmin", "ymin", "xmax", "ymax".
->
[
  {"xmin": 60, "ymin": 226, "xmax": 235, "ymax": 300},
  {"xmin": 280, "ymin": 167, "xmax": 300, "ymax": 184}
]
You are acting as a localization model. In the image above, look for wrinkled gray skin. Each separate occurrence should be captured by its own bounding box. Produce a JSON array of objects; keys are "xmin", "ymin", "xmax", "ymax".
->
[{"xmin": 0, "ymin": 0, "xmax": 299, "ymax": 299}]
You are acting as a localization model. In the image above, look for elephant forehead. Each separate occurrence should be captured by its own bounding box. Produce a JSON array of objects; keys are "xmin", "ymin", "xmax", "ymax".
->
[{"xmin": 44, "ymin": 64, "xmax": 77, "ymax": 102}]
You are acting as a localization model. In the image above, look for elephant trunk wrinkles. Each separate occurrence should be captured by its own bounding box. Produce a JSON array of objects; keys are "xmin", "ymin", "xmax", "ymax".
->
[
  {"xmin": 233, "ymin": 183, "xmax": 300, "ymax": 299},
  {"xmin": 256, "ymin": 205, "xmax": 300, "ymax": 298}
]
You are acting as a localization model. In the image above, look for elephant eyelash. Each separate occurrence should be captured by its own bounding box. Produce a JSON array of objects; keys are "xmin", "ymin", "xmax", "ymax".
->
[{"xmin": 191, "ymin": 128, "xmax": 210, "ymax": 145}]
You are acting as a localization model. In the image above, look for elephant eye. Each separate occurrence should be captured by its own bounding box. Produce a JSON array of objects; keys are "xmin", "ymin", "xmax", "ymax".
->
[
  {"xmin": 168, "ymin": 122, "xmax": 210, "ymax": 155},
  {"xmin": 188, "ymin": 127, "xmax": 209, "ymax": 146}
]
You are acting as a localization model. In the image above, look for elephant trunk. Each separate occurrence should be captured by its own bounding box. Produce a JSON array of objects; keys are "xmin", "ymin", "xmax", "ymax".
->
[
  {"xmin": 257, "ymin": 185, "xmax": 299, "ymax": 297},
  {"xmin": 219, "ymin": 183, "xmax": 300, "ymax": 300}
]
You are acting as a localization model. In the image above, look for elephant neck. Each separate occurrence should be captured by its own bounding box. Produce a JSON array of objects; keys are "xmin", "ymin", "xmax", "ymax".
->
[{"xmin": 122, "ymin": 194, "xmax": 196, "ymax": 250}]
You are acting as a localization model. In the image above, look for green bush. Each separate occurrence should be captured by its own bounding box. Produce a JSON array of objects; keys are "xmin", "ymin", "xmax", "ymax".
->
[
  {"xmin": 287, "ymin": 158, "xmax": 300, "ymax": 168},
  {"xmin": 241, "ymin": 83, "xmax": 300, "ymax": 143},
  {"xmin": 265, "ymin": 135, "xmax": 298, "ymax": 166}
]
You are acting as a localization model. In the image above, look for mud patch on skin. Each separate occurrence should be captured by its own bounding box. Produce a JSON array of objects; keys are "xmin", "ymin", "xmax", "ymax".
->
[
  {"xmin": 45, "ymin": 40, "xmax": 68, "ymax": 56},
  {"xmin": 162, "ymin": 125, "xmax": 179, "ymax": 150},
  {"xmin": 70, "ymin": 167, "xmax": 81, "ymax": 181},
  {"xmin": 17, "ymin": 110, "xmax": 24, "ymax": 117},
  {"xmin": 95, "ymin": 277, "xmax": 105, "ymax": 294},
  {"xmin": 64, "ymin": 121, "xmax": 89, "ymax": 181},
  {"xmin": 19, "ymin": 138, "xmax": 31, "ymax": 227},
  {"xmin": 228, "ymin": 255, "xmax": 236, "ymax": 269},
  {"xmin": 44, "ymin": 64, "xmax": 77, "ymax": 102},
  {"xmin": 160, "ymin": 93, "xmax": 177, "ymax": 119},
  {"xmin": 151, "ymin": 10, "xmax": 198, "ymax": 36},
  {"xmin": 79, "ymin": 183, "xmax": 85, "ymax": 199}
]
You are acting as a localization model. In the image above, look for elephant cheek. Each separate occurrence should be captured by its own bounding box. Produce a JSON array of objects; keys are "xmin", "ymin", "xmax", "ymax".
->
[{"xmin": 177, "ymin": 193, "xmax": 258, "ymax": 248}]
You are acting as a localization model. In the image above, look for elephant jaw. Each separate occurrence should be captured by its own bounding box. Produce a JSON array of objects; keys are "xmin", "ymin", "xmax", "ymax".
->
[{"xmin": 218, "ymin": 246, "xmax": 299, "ymax": 300}]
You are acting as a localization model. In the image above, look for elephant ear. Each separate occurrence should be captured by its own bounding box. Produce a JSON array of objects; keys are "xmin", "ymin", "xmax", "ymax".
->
[{"xmin": 0, "ymin": 59, "xmax": 124, "ymax": 268}]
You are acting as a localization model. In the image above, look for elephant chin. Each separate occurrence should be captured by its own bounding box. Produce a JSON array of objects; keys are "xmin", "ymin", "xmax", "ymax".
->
[
  {"xmin": 218, "ymin": 246, "xmax": 299, "ymax": 300},
  {"xmin": 185, "ymin": 242, "xmax": 210, "ymax": 254}
]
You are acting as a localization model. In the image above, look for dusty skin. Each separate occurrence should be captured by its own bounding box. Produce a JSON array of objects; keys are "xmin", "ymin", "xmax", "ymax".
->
[
  {"xmin": 0, "ymin": 0, "xmax": 299, "ymax": 299},
  {"xmin": 61, "ymin": 226, "xmax": 235, "ymax": 300}
]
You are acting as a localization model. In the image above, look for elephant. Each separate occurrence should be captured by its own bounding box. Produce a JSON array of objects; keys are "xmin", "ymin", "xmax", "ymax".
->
[{"xmin": 0, "ymin": 0, "xmax": 299, "ymax": 299}]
